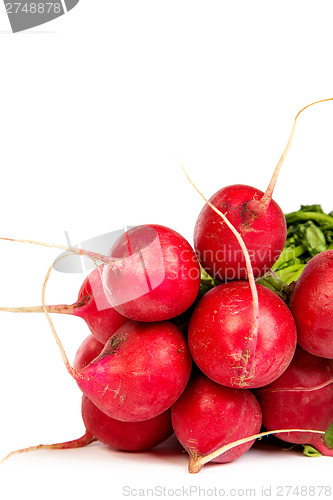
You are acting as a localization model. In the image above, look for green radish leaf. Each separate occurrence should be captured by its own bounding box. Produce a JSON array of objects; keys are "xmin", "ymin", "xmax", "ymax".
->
[
  {"xmin": 302, "ymin": 445, "xmax": 322, "ymax": 457},
  {"xmin": 200, "ymin": 266, "xmax": 215, "ymax": 284},
  {"xmin": 298, "ymin": 221, "xmax": 327, "ymax": 256},
  {"xmin": 300, "ymin": 204, "xmax": 325, "ymax": 214},
  {"xmin": 325, "ymin": 423, "xmax": 333, "ymax": 448},
  {"xmin": 301, "ymin": 425, "xmax": 333, "ymax": 457},
  {"xmin": 199, "ymin": 266, "xmax": 219, "ymax": 296}
]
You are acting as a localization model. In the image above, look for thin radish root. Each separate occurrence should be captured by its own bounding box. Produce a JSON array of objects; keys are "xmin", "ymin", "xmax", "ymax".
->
[
  {"xmin": 0, "ymin": 431, "xmax": 96, "ymax": 464},
  {"xmin": 41, "ymin": 259, "xmax": 82, "ymax": 380},
  {"xmin": 181, "ymin": 162, "xmax": 259, "ymax": 386},
  {"xmin": 256, "ymin": 378, "xmax": 333, "ymax": 394},
  {"xmin": 250, "ymin": 97, "xmax": 333, "ymax": 214},
  {"xmin": 38, "ymin": 252, "xmax": 114, "ymax": 379},
  {"xmin": 0, "ymin": 304, "xmax": 75, "ymax": 314},
  {"xmin": 0, "ymin": 237, "xmax": 112, "ymax": 264},
  {"xmin": 188, "ymin": 428, "xmax": 325, "ymax": 474},
  {"xmin": 0, "ymin": 236, "xmax": 125, "ymax": 270}
]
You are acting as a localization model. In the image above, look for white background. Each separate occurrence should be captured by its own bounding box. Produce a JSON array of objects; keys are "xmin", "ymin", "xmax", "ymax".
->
[{"xmin": 0, "ymin": 2, "xmax": 333, "ymax": 499}]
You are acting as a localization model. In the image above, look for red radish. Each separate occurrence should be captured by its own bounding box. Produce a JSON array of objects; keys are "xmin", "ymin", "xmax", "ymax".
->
[
  {"xmin": 289, "ymin": 250, "xmax": 333, "ymax": 359},
  {"xmin": 0, "ymin": 266, "xmax": 128, "ymax": 345},
  {"xmin": 43, "ymin": 286, "xmax": 192, "ymax": 422},
  {"xmin": 81, "ymin": 395, "xmax": 173, "ymax": 451},
  {"xmin": 69, "ymin": 266, "xmax": 128, "ymax": 343},
  {"xmin": 171, "ymin": 374, "xmax": 262, "ymax": 471},
  {"xmin": 192, "ymin": 99, "xmax": 333, "ymax": 281},
  {"xmin": 102, "ymin": 224, "xmax": 201, "ymax": 322},
  {"xmin": 75, "ymin": 320, "xmax": 192, "ymax": 421},
  {"xmin": 73, "ymin": 334, "xmax": 104, "ymax": 370},
  {"xmin": 194, "ymin": 184, "xmax": 286, "ymax": 281},
  {"xmin": 256, "ymin": 347, "xmax": 333, "ymax": 456},
  {"xmin": 187, "ymin": 281, "xmax": 297, "ymax": 389}
]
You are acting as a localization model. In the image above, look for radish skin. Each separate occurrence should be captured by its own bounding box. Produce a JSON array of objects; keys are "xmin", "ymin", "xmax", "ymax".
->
[
  {"xmin": 188, "ymin": 281, "xmax": 297, "ymax": 388},
  {"xmin": 82, "ymin": 395, "xmax": 173, "ymax": 451},
  {"xmin": 103, "ymin": 224, "xmax": 201, "ymax": 322},
  {"xmin": 76, "ymin": 320, "xmax": 192, "ymax": 421},
  {"xmin": 289, "ymin": 250, "xmax": 333, "ymax": 358},
  {"xmin": 171, "ymin": 374, "xmax": 262, "ymax": 467},
  {"xmin": 256, "ymin": 347, "xmax": 333, "ymax": 456},
  {"xmin": 73, "ymin": 334, "xmax": 104, "ymax": 370},
  {"xmin": 194, "ymin": 183, "xmax": 287, "ymax": 281}
]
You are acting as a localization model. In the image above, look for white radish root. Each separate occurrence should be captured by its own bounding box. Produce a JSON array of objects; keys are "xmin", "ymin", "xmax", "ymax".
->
[
  {"xmin": 0, "ymin": 432, "xmax": 96, "ymax": 465},
  {"xmin": 253, "ymin": 97, "xmax": 333, "ymax": 214},
  {"xmin": 188, "ymin": 428, "xmax": 326, "ymax": 473}
]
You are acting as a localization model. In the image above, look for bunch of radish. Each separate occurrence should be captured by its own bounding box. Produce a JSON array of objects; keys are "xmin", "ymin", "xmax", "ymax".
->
[{"xmin": 1, "ymin": 99, "xmax": 333, "ymax": 473}]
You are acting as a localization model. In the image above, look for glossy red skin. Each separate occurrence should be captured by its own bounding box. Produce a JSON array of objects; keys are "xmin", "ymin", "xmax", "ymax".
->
[
  {"xmin": 82, "ymin": 395, "xmax": 173, "ymax": 452},
  {"xmin": 171, "ymin": 374, "xmax": 262, "ymax": 464},
  {"xmin": 74, "ymin": 266, "xmax": 128, "ymax": 344},
  {"xmin": 188, "ymin": 281, "xmax": 297, "ymax": 389},
  {"xmin": 255, "ymin": 347, "xmax": 333, "ymax": 456},
  {"xmin": 102, "ymin": 224, "xmax": 200, "ymax": 322},
  {"xmin": 289, "ymin": 250, "xmax": 333, "ymax": 359},
  {"xmin": 76, "ymin": 320, "xmax": 192, "ymax": 422},
  {"xmin": 73, "ymin": 334, "xmax": 104, "ymax": 371},
  {"xmin": 194, "ymin": 184, "xmax": 287, "ymax": 281}
]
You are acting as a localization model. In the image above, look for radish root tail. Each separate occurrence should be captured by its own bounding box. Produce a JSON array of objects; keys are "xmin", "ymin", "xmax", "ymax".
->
[
  {"xmin": 41, "ymin": 256, "xmax": 80, "ymax": 380},
  {"xmin": 257, "ymin": 97, "xmax": 333, "ymax": 213},
  {"xmin": 0, "ymin": 431, "xmax": 96, "ymax": 465},
  {"xmin": 256, "ymin": 377, "xmax": 333, "ymax": 394},
  {"xmin": 188, "ymin": 428, "xmax": 325, "ymax": 473},
  {"xmin": 0, "ymin": 304, "xmax": 75, "ymax": 314},
  {"xmin": 0, "ymin": 237, "xmax": 112, "ymax": 265}
]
